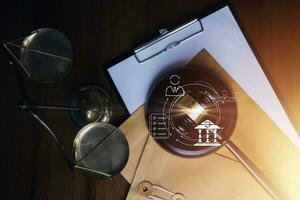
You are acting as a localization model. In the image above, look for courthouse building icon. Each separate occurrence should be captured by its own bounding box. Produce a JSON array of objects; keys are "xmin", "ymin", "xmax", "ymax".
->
[{"xmin": 194, "ymin": 119, "xmax": 221, "ymax": 146}]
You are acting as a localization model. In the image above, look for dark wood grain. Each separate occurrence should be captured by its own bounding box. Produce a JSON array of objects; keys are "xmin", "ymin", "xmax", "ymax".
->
[{"xmin": 1, "ymin": 0, "xmax": 300, "ymax": 199}]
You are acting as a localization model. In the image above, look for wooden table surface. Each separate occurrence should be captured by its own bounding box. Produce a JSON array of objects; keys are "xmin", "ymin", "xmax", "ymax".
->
[{"xmin": 1, "ymin": 0, "xmax": 300, "ymax": 199}]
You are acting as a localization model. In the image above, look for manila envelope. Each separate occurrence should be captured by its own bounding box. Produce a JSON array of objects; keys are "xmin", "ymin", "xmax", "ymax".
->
[{"xmin": 120, "ymin": 50, "xmax": 300, "ymax": 200}]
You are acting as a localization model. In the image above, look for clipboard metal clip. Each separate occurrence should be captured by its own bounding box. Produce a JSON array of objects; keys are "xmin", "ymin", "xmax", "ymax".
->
[{"xmin": 134, "ymin": 18, "xmax": 204, "ymax": 63}]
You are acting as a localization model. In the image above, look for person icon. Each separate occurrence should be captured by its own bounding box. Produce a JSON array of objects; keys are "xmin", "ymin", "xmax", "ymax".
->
[{"xmin": 165, "ymin": 75, "xmax": 185, "ymax": 97}]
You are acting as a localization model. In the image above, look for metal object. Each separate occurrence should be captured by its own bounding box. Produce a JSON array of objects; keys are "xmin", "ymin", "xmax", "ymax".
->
[
  {"xmin": 139, "ymin": 181, "xmax": 185, "ymax": 200},
  {"xmin": 134, "ymin": 19, "xmax": 203, "ymax": 63},
  {"xmin": 146, "ymin": 67, "xmax": 281, "ymax": 200},
  {"xmin": 68, "ymin": 85, "xmax": 112, "ymax": 128},
  {"xmin": 17, "ymin": 84, "xmax": 113, "ymax": 129},
  {"xmin": 18, "ymin": 103, "xmax": 81, "ymax": 111},
  {"xmin": 1, "ymin": 29, "xmax": 128, "ymax": 179},
  {"xmin": 28, "ymin": 108, "xmax": 74, "ymax": 172},
  {"xmin": 19, "ymin": 28, "xmax": 73, "ymax": 83},
  {"xmin": 25, "ymin": 108, "xmax": 129, "ymax": 178},
  {"xmin": 1, "ymin": 42, "xmax": 31, "ymax": 77},
  {"xmin": 73, "ymin": 122, "xmax": 129, "ymax": 177},
  {"xmin": 21, "ymin": 102, "xmax": 128, "ymax": 177},
  {"xmin": 1, "ymin": 28, "xmax": 73, "ymax": 82}
]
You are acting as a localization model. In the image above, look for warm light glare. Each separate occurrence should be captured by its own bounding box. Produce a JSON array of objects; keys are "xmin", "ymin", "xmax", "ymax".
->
[
  {"xmin": 183, "ymin": 104, "xmax": 206, "ymax": 122},
  {"xmin": 174, "ymin": 93, "xmax": 207, "ymax": 124}
]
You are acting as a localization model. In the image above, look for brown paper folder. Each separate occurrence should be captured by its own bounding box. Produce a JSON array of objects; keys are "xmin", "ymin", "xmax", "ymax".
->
[
  {"xmin": 119, "ymin": 107, "xmax": 149, "ymax": 183},
  {"xmin": 120, "ymin": 50, "xmax": 300, "ymax": 200}
]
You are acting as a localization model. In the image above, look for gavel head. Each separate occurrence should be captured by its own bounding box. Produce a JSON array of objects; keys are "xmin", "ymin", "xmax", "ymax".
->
[{"xmin": 145, "ymin": 67, "xmax": 237, "ymax": 157}]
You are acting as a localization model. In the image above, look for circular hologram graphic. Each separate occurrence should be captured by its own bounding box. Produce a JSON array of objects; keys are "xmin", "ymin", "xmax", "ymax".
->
[{"xmin": 146, "ymin": 67, "xmax": 237, "ymax": 157}]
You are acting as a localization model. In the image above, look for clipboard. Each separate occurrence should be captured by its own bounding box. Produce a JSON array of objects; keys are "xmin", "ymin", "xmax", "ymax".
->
[{"xmin": 105, "ymin": 5, "xmax": 300, "ymax": 148}]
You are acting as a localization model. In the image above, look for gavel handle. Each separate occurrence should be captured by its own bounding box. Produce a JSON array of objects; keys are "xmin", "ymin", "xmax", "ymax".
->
[{"xmin": 225, "ymin": 139, "xmax": 281, "ymax": 200}]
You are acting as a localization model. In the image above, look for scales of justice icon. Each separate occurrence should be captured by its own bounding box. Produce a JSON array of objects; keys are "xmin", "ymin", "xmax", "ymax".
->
[{"xmin": 194, "ymin": 119, "xmax": 222, "ymax": 146}]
